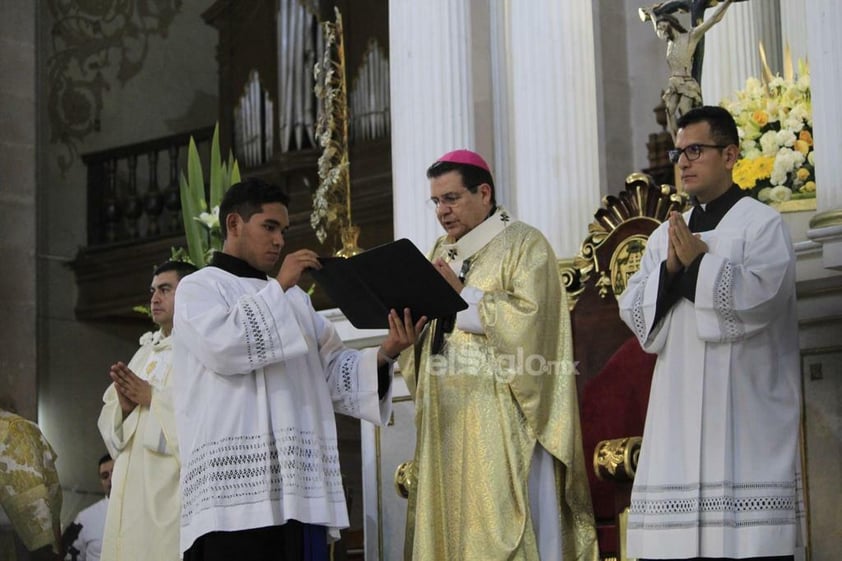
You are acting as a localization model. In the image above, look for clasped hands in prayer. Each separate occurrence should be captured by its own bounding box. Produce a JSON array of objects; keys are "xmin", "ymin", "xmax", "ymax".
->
[
  {"xmin": 274, "ymin": 249, "xmax": 427, "ymax": 368},
  {"xmin": 110, "ymin": 361, "xmax": 152, "ymax": 418},
  {"xmin": 666, "ymin": 211, "xmax": 708, "ymax": 275}
]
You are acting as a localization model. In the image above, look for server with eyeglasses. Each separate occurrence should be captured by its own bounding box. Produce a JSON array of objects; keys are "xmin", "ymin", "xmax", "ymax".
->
[{"xmin": 619, "ymin": 106, "xmax": 802, "ymax": 561}]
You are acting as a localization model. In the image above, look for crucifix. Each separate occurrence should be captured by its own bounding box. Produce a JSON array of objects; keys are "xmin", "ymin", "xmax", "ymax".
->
[
  {"xmin": 640, "ymin": 0, "xmax": 749, "ymax": 85},
  {"xmin": 639, "ymin": 0, "xmax": 747, "ymax": 138}
]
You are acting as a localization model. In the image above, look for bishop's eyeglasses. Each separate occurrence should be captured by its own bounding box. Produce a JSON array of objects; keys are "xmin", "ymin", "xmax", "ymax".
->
[
  {"xmin": 429, "ymin": 191, "xmax": 467, "ymax": 209},
  {"xmin": 428, "ymin": 187, "xmax": 480, "ymax": 209},
  {"xmin": 667, "ymin": 143, "xmax": 727, "ymax": 164}
]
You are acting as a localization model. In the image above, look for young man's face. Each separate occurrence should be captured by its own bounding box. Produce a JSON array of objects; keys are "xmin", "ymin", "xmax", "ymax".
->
[
  {"xmin": 430, "ymin": 170, "xmax": 494, "ymax": 242},
  {"xmin": 150, "ymin": 270, "xmax": 181, "ymax": 333},
  {"xmin": 99, "ymin": 459, "xmax": 114, "ymax": 496},
  {"xmin": 226, "ymin": 202, "xmax": 290, "ymax": 274},
  {"xmin": 674, "ymin": 121, "xmax": 737, "ymax": 203}
]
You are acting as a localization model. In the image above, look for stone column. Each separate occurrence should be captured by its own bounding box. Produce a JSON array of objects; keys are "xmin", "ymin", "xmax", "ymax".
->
[
  {"xmin": 494, "ymin": 0, "xmax": 602, "ymax": 258},
  {"xmin": 780, "ymin": 0, "xmax": 808, "ymax": 65},
  {"xmin": 389, "ymin": 0, "xmax": 476, "ymax": 253},
  {"xmin": 797, "ymin": 11, "xmax": 842, "ymax": 561},
  {"xmin": 806, "ymin": 0, "xmax": 842, "ymax": 214},
  {"xmin": 702, "ymin": 0, "xmax": 782, "ymax": 107},
  {"xmin": 1, "ymin": 0, "xmax": 37, "ymax": 419},
  {"xmin": 378, "ymin": 1, "xmax": 478, "ymax": 558},
  {"xmin": 489, "ymin": 0, "xmax": 513, "ymax": 210},
  {"xmin": 806, "ymin": 0, "xmax": 842, "ymax": 270}
]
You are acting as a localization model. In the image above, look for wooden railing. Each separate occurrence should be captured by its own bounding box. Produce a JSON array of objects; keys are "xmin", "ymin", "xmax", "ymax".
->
[
  {"xmin": 72, "ymin": 130, "xmax": 394, "ymax": 320},
  {"xmin": 81, "ymin": 125, "xmax": 215, "ymax": 246}
]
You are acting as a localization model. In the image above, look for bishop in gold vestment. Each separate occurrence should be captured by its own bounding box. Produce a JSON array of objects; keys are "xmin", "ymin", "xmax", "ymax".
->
[
  {"xmin": 400, "ymin": 150, "xmax": 597, "ymax": 561},
  {"xmin": 0, "ymin": 408, "xmax": 63, "ymax": 561}
]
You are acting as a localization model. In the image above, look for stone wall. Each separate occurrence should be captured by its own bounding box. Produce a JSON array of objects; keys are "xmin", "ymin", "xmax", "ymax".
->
[
  {"xmin": 0, "ymin": 1, "xmax": 37, "ymax": 420},
  {"xmin": 34, "ymin": 0, "xmax": 218, "ymax": 523}
]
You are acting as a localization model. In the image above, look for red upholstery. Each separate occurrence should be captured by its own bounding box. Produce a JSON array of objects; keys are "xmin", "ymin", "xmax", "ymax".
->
[{"xmin": 580, "ymin": 336, "xmax": 656, "ymax": 557}]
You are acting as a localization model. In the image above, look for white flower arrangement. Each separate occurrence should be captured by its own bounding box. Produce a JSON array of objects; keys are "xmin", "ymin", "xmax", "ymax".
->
[
  {"xmin": 177, "ymin": 124, "xmax": 240, "ymax": 267},
  {"xmin": 720, "ymin": 57, "xmax": 815, "ymax": 205}
]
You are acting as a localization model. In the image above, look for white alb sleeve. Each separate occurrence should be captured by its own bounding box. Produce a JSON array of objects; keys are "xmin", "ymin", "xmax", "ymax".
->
[{"xmin": 456, "ymin": 286, "xmax": 485, "ymax": 334}]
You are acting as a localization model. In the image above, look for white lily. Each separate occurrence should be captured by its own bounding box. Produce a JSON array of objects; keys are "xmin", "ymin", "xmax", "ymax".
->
[{"xmin": 195, "ymin": 206, "xmax": 220, "ymax": 230}]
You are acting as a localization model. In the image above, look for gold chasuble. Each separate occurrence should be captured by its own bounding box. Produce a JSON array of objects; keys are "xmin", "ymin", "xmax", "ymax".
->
[
  {"xmin": 400, "ymin": 212, "xmax": 597, "ymax": 560},
  {"xmin": 0, "ymin": 410, "xmax": 62, "ymax": 560}
]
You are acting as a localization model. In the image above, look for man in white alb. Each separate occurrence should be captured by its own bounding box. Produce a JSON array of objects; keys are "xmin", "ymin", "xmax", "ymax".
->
[
  {"xmin": 172, "ymin": 178, "xmax": 425, "ymax": 561},
  {"xmin": 619, "ymin": 106, "xmax": 801, "ymax": 561},
  {"xmin": 98, "ymin": 260, "xmax": 197, "ymax": 561}
]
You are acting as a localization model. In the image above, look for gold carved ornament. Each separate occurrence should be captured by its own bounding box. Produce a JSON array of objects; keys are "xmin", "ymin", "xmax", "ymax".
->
[
  {"xmin": 394, "ymin": 460, "xmax": 415, "ymax": 499},
  {"xmin": 593, "ymin": 437, "xmax": 643, "ymax": 482},
  {"xmin": 559, "ymin": 173, "xmax": 687, "ymax": 309},
  {"xmin": 312, "ymin": 7, "xmax": 362, "ymax": 258},
  {"xmin": 608, "ymin": 235, "xmax": 650, "ymax": 298}
]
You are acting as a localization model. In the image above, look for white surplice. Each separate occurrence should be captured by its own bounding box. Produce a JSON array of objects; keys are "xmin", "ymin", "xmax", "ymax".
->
[
  {"xmin": 618, "ymin": 197, "xmax": 802, "ymax": 559},
  {"xmin": 172, "ymin": 265, "xmax": 391, "ymax": 554},
  {"xmin": 98, "ymin": 330, "xmax": 180, "ymax": 561},
  {"xmin": 69, "ymin": 497, "xmax": 108, "ymax": 561}
]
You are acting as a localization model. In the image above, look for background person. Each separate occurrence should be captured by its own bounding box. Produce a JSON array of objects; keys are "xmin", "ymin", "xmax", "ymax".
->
[
  {"xmin": 97, "ymin": 260, "xmax": 197, "ymax": 561},
  {"xmin": 65, "ymin": 454, "xmax": 113, "ymax": 561}
]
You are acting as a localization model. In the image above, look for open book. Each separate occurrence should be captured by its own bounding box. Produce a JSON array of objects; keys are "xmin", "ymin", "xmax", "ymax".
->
[{"xmin": 309, "ymin": 238, "xmax": 468, "ymax": 329}]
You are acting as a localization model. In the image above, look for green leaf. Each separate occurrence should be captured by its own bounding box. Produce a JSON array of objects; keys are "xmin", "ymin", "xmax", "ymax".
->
[
  {"xmin": 169, "ymin": 246, "xmax": 194, "ymax": 266},
  {"xmin": 180, "ymin": 171, "xmax": 206, "ymax": 267},
  {"xmin": 175, "ymin": 123, "xmax": 242, "ymax": 269},
  {"xmin": 187, "ymin": 137, "xmax": 207, "ymax": 212},
  {"xmin": 209, "ymin": 123, "xmax": 223, "ymax": 210},
  {"xmin": 230, "ymin": 153, "xmax": 241, "ymax": 185},
  {"xmin": 133, "ymin": 304, "xmax": 152, "ymax": 318}
]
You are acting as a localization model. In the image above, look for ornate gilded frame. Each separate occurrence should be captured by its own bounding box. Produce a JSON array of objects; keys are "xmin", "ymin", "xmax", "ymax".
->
[{"xmin": 560, "ymin": 172, "xmax": 688, "ymax": 310}]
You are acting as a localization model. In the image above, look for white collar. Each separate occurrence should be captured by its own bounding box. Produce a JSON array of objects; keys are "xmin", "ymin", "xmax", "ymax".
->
[
  {"xmin": 139, "ymin": 329, "xmax": 172, "ymax": 350},
  {"xmin": 439, "ymin": 207, "xmax": 513, "ymax": 273}
]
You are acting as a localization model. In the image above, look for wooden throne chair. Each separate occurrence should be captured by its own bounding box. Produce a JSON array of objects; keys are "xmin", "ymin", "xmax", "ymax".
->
[{"xmin": 561, "ymin": 173, "xmax": 686, "ymax": 561}]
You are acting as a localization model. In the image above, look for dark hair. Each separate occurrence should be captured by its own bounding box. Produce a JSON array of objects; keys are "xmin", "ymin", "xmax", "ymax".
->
[
  {"xmin": 425, "ymin": 161, "xmax": 497, "ymax": 207},
  {"xmin": 656, "ymin": 14, "xmax": 687, "ymax": 35},
  {"xmin": 98, "ymin": 454, "xmax": 113, "ymax": 467},
  {"xmin": 153, "ymin": 260, "xmax": 199, "ymax": 279},
  {"xmin": 219, "ymin": 178, "xmax": 291, "ymax": 240},
  {"xmin": 677, "ymin": 105, "xmax": 740, "ymax": 147}
]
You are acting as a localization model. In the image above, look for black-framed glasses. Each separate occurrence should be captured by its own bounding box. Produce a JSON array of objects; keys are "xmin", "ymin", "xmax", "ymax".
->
[
  {"xmin": 429, "ymin": 191, "xmax": 467, "ymax": 209},
  {"xmin": 668, "ymin": 143, "xmax": 727, "ymax": 164}
]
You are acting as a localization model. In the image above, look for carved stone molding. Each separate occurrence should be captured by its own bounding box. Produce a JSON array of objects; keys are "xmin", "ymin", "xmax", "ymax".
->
[
  {"xmin": 47, "ymin": 0, "xmax": 181, "ymax": 173},
  {"xmin": 807, "ymin": 208, "xmax": 842, "ymax": 271}
]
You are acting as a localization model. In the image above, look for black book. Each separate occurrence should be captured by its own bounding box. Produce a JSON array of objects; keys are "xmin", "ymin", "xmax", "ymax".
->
[{"xmin": 309, "ymin": 238, "xmax": 468, "ymax": 329}]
